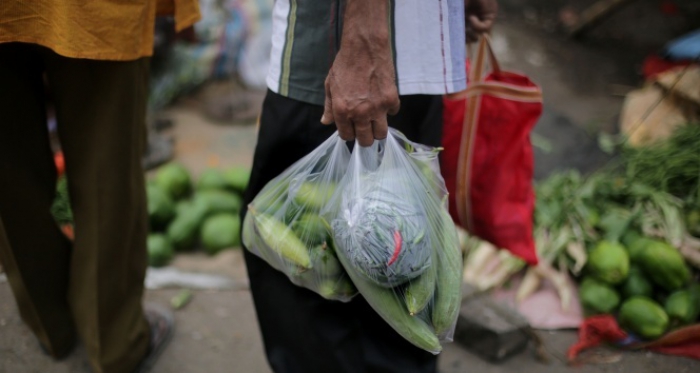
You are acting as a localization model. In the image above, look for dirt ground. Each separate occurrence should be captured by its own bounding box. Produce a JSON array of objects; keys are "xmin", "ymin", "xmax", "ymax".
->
[{"xmin": 2, "ymin": 5, "xmax": 700, "ymax": 373}]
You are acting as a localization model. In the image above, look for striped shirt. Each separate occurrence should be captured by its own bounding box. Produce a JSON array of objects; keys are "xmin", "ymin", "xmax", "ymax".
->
[{"xmin": 267, "ymin": 1, "xmax": 467, "ymax": 106}]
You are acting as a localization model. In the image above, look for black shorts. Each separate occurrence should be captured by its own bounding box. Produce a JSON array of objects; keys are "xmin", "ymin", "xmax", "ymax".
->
[{"xmin": 242, "ymin": 90, "xmax": 443, "ymax": 373}]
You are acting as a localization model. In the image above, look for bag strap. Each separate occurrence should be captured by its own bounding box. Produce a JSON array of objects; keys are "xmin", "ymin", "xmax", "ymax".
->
[
  {"xmin": 469, "ymin": 34, "xmax": 501, "ymax": 84},
  {"xmin": 456, "ymin": 34, "xmax": 507, "ymax": 230}
]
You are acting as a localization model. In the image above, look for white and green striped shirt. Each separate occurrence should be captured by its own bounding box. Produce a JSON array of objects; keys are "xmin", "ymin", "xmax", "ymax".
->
[{"xmin": 267, "ymin": 0, "xmax": 467, "ymax": 106}]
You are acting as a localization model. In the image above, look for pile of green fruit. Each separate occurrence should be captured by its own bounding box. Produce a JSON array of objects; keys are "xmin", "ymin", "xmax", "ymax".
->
[
  {"xmin": 580, "ymin": 236, "xmax": 699, "ymax": 339},
  {"xmin": 147, "ymin": 163, "xmax": 250, "ymax": 267}
]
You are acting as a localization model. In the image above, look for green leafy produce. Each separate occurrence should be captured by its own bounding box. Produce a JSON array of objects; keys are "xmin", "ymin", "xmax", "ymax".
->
[
  {"xmin": 196, "ymin": 168, "xmax": 228, "ymax": 191},
  {"xmin": 619, "ymin": 296, "xmax": 669, "ymax": 339},
  {"xmin": 579, "ymin": 277, "xmax": 620, "ymax": 314},
  {"xmin": 147, "ymin": 184, "xmax": 176, "ymax": 231},
  {"xmin": 638, "ymin": 240, "xmax": 690, "ymax": 291},
  {"xmin": 665, "ymin": 289, "xmax": 700, "ymax": 325},
  {"xmin": 597, "ymin": 208, "xmax": 636, "ymax": 242},
  {"xmin": 587, "ymin": 241, "xmax": 630, "ymax": 285},
  {"xmin": 223, "ymin": 166, "xmax": 251, "ymax": 193},
  {"xmin": 154, "ymin": 163, "xmax": 192, "ymax": 200},
  {"xmin": 620, "ymin": 266, "xmax": 653, "ymax": 299},
  {"xmin": 200, "ymin": 214, "xmax": 241, "ymax": 255},
  {"xmin": 51, "ymin": 176, "xmax": 73, "ymax": 225},
  {"xmin": 147, "ymin": 234, "xmax": 174, "ymax": 267},
  {"xmin": 623, "ymin": 124, "xmax": 700, "ymax": 200}
]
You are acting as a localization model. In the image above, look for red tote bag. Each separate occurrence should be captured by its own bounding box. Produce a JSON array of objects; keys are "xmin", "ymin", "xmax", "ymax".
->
[{"xmin": 441, "ymin": 35, "xmax": 542, "ymax": 265}]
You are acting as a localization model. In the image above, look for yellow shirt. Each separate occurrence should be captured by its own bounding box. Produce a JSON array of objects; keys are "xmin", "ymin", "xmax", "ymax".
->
[{"xmin": 0, "ymin": 0, "xmax": 201, "ymax": 61}]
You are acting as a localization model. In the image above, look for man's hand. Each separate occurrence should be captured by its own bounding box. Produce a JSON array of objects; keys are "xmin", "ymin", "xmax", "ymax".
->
[
  {"xmin": 320, "ymin": 0, "xmax": 400, "ymax": 147},
  {"xmin": 465, "ymin": 0, "xmax": 498, "ymax": 43}
]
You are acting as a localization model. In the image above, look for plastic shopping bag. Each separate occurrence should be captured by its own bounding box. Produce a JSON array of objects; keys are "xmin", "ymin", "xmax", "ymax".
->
[
  {"xmin": 323, "ymin": 128, "xmax": 462, "ymax": 354},
  {"xmin": 242, "ymin": 132, "xmax": 357, "ymax": 301}
]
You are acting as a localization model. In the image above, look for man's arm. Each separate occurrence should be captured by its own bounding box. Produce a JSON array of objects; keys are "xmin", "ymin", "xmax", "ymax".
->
[{"xmin": 320, "ymin": 0, "xmax": 400, "ymax": 147}]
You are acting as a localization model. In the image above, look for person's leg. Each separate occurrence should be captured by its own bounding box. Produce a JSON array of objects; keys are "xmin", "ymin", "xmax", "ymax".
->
[
  {"xmin": 242, "ymin": 91, "xmax": 442, "ymax": 373},
  {"xmin": 43, "ymin": 50, "xmax": 151, "ymax": 373},
  {"xmin": 0, "ymin": 42, "xmax": 78, "ymax": 359}
]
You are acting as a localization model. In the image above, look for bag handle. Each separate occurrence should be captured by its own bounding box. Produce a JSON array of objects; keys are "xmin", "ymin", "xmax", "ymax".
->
[{"xmin": 468, "ymin": 34, "xmax": 501, "ymax": 84}]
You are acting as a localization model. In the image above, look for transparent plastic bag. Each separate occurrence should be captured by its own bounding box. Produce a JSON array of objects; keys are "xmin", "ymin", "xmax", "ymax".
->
[
  {"xmin": 322, "ymin": 129, "xmax": 462, "ymax": 354},
  {"xmin": 242, "ymin": 133, "xmax": 358, "ymax": 302}
]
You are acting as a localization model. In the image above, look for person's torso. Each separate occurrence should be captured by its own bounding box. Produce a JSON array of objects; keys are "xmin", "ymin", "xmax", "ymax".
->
[
  {"xmin": 267, "ymin": 0, "xmax": 467, "ymax": 106},
  {"xmin": 0, "ymin": 0, "xmax": 200, "ymax": 61}
]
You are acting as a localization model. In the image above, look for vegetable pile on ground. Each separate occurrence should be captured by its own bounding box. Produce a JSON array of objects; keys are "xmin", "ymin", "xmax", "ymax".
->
[
  {"xmin": 51, "ymin": 162, "xmax": 251, "ymax": 268},
  {"xmin": 462, "ymin": 124, "xmax": 700, "ymax": 340},
  {"xmin": 149, "ymin": 163, "xmax": 250, "ymax": 266}
]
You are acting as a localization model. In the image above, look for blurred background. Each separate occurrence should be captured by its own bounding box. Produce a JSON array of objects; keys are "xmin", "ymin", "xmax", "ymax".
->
[{"xmin": 2, "ymin": 0, "xmax": 700, "ymax": 372}]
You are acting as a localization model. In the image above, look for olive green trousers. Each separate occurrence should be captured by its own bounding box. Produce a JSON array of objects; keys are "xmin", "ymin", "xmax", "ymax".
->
[{"xmin": 0, "ymin": 43, "xmax": 150, "ymax": 373}]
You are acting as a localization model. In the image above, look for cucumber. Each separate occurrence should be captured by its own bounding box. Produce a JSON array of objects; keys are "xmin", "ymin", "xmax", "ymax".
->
[
  {"xmin": 336, "ymin": 247, "xmax": 442, "ymax": 353},
  {"xmin": 404, "ymin": 253, "xmax": 437, "ymax": 315},
  {"xmin": 252, "ymin": 212, "xmax": 312, "ymax": 269},
  {"xmin": 431, "ymin": 209, "xmax": 463, "ymax": 337}
]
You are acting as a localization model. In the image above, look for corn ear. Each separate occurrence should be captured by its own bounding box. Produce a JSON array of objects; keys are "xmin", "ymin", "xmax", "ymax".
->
[{"xmin": 251, "ymin": 211, "xmax": 312, "ymax": 269}]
